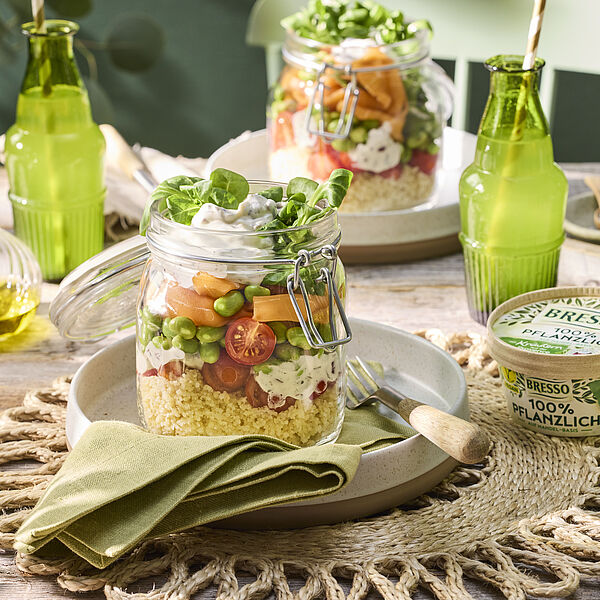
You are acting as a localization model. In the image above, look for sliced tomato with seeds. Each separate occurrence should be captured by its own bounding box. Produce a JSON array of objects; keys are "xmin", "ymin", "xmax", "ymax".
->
[
  {"xmin": 225, "ymin": 318, "xmax": 276, "ymax": 366},
  {"xmin": 202, "ymin": 352, "xmax": 250, "ymax": 392}
]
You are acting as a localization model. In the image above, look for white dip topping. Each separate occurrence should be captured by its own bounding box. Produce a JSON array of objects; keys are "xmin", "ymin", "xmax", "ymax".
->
[
  {"xmin": 190, "ymin": 193, "xmax": 280, "ymax": 285},
  {"xmin": 348, "ymin": 121, "xmax": 402, "ymax": 172},
  {"xmin": 191, "ymin": 194, "xmax": 278, "ymax": 231},
  {"xmin": 144, "ymin": 344, "xmax": 185, "ymax": 370},
  {"xmin": 254, "ymin": 353, "xmax": 339, "ymax": 408}
]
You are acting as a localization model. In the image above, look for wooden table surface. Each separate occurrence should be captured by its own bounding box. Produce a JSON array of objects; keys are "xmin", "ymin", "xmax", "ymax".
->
[{"xmin": 2, "ymin": 236, "xmax": 600, "ymax": 598}]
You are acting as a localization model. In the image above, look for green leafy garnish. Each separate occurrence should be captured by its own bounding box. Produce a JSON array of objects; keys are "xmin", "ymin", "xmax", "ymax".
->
[
  {"xmin": 140, "ymin": 169, "xmax": 250, "ymax": 234},
  {"xmin": 281, "ymin": 0, "xmax": 432, "ymax": 45},
  {"xmin": 209, "ymin": 168, "xmax": 249, "ymax": 203}
]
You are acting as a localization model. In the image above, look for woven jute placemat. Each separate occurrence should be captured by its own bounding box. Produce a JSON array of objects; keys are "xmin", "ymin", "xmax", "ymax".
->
[{"xmin": 1, "ymin": 331, "xmax": 599, "ymax": 599}]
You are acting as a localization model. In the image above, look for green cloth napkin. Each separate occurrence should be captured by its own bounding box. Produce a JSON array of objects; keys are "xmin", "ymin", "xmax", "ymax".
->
[{"xmin": 14, "ymin": 407, "xmax": 414, "ymax": 569}]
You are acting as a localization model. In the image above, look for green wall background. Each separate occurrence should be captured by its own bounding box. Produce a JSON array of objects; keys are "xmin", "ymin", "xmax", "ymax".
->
[
  {"xmin": 0, "ymin": 0, "xmax": 267, "ymax": 157},
  {"xmin": 0, "ymin": 0, "xmax": 597, "ymax": 162}
]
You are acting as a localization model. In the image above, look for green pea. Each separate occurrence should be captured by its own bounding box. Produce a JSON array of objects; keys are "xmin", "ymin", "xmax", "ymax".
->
[
  {"xmin": 349, "ymin": 126, "xmax": 368, "ymax": 144},
  {"xmin": 139, "ymin": 323, "xmax": 155, "ymax": 347},
  {"xmin": 275, "ymin": 343, "xmax": 302, "ymax": 361},
  {"xmin": 331, "ymin": 138, "xmax": 356, "ymax": 152},
  {"xmin": 268, "ymin": 321, "xmax": 289, "ymax": 344},
  {"xmin": 172, "ymin": 335, "xmax": 199, "ymax": 355},
  {"xmin": 196, "ymin": 325, "xmax": 226, "ymax": 343},
  {"xmin": 200, "ymin": 342, "xmax": 220, "ymax": 364},
  {"xmin": 286, "ymin": 327, "xmax": 312, "ymax": 350},
  {"xmin": 170, "ymin": 316, "xmax": 197, "ymax": 340},
  {"xmin": 162, "ymin": 318, "xmax": 176, "ymax": 339},
  {"xmin": 244, "ymin": 284, "xmax": 270, "ymax": 303},
  {"xmin": 142, "ymin": 307, "xmax": 162, "ymax": 328},
  {"xmin": 152, "ymin": 335, "xmax": 172, "ymax": 350},
  {"xmin": 362, "ymin": 119, "xmax": 381, "ymax": 130},
  {"xmin": 317, "ymin": 323, "xmax": 333, "ymax": 343},
  {"xmin": 214, "ymin": 291, "xmax": 245, "ymax": 317},
  {"xmin": 427, "ymin": 142, "xmax": 440, "ymax": 155},
  {"xmin": 406, "ymin": 131, "xmax": 428, "ymax": 149},
  {"xmin": 329, "ymin": 111, "xmax": 340, "ymax": 120},
  {"xmin": 327, "ymin": 118, "xmax": 341, "ymax": 133}
]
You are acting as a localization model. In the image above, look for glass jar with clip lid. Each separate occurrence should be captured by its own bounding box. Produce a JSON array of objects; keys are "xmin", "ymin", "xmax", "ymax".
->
[
  {"xmin": 268, "ymin": 9, "xmax": 454, "ymax": 213},
  {"xmin": 50, "ymin": 177, "xmax": 352, "ymax": 447}
]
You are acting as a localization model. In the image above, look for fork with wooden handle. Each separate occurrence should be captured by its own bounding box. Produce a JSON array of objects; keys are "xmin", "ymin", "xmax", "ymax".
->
[{"xmin": 346, "ymin": 357, "xmax": 491, "ymax": 464}]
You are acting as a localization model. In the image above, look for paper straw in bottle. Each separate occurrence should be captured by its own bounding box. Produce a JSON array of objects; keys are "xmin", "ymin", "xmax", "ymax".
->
[
  {"xmin": 485, "ymin": 0, "xmax": 546, "ymax": 245},
  {"xmin": 31, "ymin": 0, "xmax": 52, "ymax": 97}
]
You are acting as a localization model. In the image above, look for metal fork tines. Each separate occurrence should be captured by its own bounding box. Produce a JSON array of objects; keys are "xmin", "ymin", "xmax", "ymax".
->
[
  {"xmin": 344, "ymin": 355, "xmax": 491, "ymax": 465},
  {"xmin": 346, "ymin": 356, "xmax": 420, "ymax": 414}
]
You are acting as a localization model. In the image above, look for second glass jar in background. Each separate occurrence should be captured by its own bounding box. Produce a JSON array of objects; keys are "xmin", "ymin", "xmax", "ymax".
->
[
  {"xmin": 268, "ymin": 28, "xmax": 454, "ymax": 213},
  {"xmin": 136, "ymin": 183, "xmax": 351, "ymax": 446}
]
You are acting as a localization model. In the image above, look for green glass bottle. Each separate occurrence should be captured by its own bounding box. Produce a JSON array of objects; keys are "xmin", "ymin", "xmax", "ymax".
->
[
  {"xmin": 5, "ymin": 20, "xmax": 105, "ymax": 281},
  {"xmin": 459, "ymin": 55, "xmax": 567, "ymax": 325}
]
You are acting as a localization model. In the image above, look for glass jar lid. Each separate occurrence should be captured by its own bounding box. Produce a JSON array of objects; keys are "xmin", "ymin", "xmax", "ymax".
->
[{"xmin": 50, "ymin": 235, "xmax": 149, "ymax": 341}]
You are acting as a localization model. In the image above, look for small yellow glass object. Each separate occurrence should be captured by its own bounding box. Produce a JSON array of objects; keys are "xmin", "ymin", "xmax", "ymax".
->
[{"xmin": 0, "ymin": 229, "xmax": 42, "ymax": 341}]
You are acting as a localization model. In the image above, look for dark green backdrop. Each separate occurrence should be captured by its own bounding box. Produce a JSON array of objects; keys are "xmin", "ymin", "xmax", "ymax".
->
[{"xmin": 0, "ymin": 0, "xmax": 597, "ymax": 161}]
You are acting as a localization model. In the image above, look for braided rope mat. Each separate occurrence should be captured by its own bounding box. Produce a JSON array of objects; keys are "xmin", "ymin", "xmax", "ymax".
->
[{"xmin": 1, "ymin": 331, "xmax": 599, "ymax": 599}]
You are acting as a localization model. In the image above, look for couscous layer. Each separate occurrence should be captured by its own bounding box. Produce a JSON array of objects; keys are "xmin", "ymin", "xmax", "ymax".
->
[{"xmin": 138, "ymin": 368, "xmax": 341, "ymax": 446}]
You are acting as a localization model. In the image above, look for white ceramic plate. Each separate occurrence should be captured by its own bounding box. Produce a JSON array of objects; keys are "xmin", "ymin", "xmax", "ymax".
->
[
  {"xmin": 206, "ymin": 128, "xmax": 477, "ymax": 264},
  {"xmin": 68, "ymin": 319, "xmax": 467, "ymax": 527},
  {"xmin": 564, "ymin": 192, "xmax": 600, "ymax": 244}
]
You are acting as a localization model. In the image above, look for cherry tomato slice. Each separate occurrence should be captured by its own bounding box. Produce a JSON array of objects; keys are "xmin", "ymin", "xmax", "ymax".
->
[
  {"xmin": 409, "ymin": 149, "xmax": 438, "ymax": 175},
  {"xmin": 225, "ymin": 318, "xmax": 276, "ymax": 366},
  {"xmin": 202, "ymin": 352, "xmax": 250, "ymax": 393},
  {"xmin": 245, "ymin": 377, "xmax": 296, "ymax": 413}
]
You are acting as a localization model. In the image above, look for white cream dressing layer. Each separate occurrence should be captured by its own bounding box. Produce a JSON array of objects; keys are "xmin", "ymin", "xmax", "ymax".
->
[
  {"xmin": 144, "ymin": 344, "xmax": 185, "ymax": 370},
  {"xmin": 190, "ymin": 194, "xmax": 278, "ymax": 231},
  {"xmin": 348, "ymin": 121, "xmax": 402, "ymax": 172},
  {"xmin": 189, "ymin": 194, "xmax": 280, "ymax": 286},
  {"xmin": 141, "ymin": 344, "xmax": 205, "ymax": 372},
  {"xmin": 254, "ymin": 353, "xmax": 339, "ymax": 408}
]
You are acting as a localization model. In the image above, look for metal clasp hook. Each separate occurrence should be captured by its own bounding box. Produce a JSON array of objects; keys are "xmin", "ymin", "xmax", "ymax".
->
[
  {"xmin": 305, "ymin": 63, "xmax": 359, "ymax": 141},
  {"xmin": 286, "ymin": 244, "xmax": 352, "ymax": 351}
]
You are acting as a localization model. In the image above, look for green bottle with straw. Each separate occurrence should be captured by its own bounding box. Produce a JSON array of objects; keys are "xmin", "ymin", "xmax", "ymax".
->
[
  {"xmin": 5, "ymin": 1, "xmax": 105, "ymax": 281},
  {"xmin": 458, "ymin": 0, "xmax": 567, "ymax": 325}
]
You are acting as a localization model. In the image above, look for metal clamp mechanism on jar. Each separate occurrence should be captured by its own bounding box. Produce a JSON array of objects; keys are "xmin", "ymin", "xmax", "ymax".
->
[
  {"xmin": 286, "ymin": 245, "xmax": 352, "ymax": 351},
  {"xmin": 305, "ymin": 63, "xmax": 359, "ymax": 141}
]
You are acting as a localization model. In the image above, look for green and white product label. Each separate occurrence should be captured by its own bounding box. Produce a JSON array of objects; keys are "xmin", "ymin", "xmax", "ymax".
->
[
  {"xmin": 499, "ymin": 367, "xmax": 600, "ymax": 436},
  {"xmin": 493, "ymin": 296, "xmax": 600, "ymax": 356}
]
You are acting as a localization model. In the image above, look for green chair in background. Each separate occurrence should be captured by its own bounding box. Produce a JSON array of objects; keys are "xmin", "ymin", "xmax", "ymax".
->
[{"xmin": 246, "ymin": 0, "xmax": 600, "ymax": 160}]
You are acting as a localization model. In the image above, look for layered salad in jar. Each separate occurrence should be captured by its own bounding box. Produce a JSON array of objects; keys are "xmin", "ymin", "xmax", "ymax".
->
[
  {"xmin": 136, "ymin": 168, "xmax": 352, "ymax": 447},
  {"xmin": 269, "ymin": 0, "xmax": 447, "ymax": 213}
]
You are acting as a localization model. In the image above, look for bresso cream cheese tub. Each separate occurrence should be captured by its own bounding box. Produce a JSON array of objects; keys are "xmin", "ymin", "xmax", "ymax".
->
[{"xmin": 488, "ymin": 287, "xmax": 600, "ymax": 437}]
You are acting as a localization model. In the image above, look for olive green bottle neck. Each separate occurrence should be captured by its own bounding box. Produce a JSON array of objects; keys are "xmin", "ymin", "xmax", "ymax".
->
[
  {"xmin": 22, "ymin": 34, "xmax": 83, "ymax": 92},
  {"xmin": 16, "ymin": 33, "xmax": 94, "ymax": 132},
  {"xmin": 474, "ymin": 67, "xmax": 555, "ymax": 172},
  {"xmin": 478, "ymin": 69, "xmax": 549, "ymax": 140}
]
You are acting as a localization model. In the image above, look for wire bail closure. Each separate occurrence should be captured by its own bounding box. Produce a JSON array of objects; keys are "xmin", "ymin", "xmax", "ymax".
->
[
  {"xmin": 286, "ymin": 244, "xmax": 352, "ymax": 351},
  {"xmin": 305, "ymin": 63, "xmax": 359, "ymax": 140}
]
